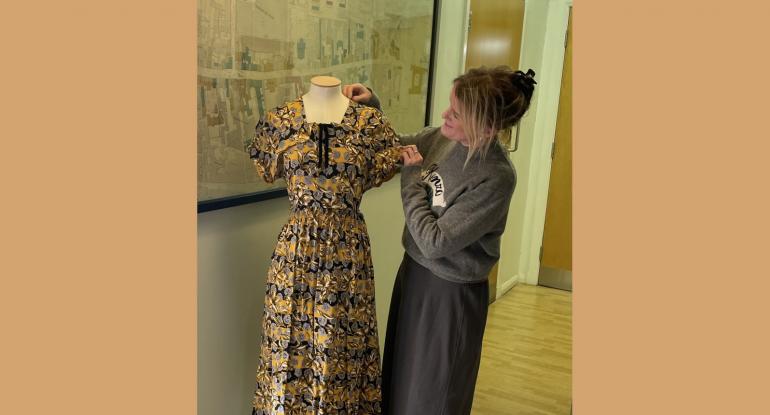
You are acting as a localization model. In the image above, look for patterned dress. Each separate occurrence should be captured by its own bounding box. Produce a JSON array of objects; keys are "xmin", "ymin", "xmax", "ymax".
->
[{"xmin": 246, "ymin": 98, "xmax": 401, "ymax": 415}]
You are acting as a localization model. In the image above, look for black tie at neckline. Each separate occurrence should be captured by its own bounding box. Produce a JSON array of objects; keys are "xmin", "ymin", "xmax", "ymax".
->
[{"xmin": 317, "ymin": 123, "xmax": 333, "ymax": 170}]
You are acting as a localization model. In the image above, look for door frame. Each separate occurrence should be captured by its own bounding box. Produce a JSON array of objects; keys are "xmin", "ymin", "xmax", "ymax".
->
[{"xmin": 519, "ymin": 0, "xmax": 572, "ymax": 285}]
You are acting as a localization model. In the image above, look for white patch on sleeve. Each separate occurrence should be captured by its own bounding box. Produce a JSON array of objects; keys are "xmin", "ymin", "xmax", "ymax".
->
[{"xmin": 423, "ymin": 171, "xmax": 447, "ymax": 207}]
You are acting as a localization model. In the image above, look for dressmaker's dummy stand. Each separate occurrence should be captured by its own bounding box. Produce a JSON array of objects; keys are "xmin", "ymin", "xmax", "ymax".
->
[{"xmin": 302, "ymin": 76, "xmax": 350, "ymax": 124}]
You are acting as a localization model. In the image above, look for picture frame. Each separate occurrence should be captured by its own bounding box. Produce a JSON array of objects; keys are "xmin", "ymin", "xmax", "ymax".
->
[{"xmin": 197, "ymin": 0, "xmax": 439, "ymax": 213}]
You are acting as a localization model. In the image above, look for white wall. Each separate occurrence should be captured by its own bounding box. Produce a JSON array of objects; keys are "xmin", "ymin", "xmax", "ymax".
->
[
  {"xmin": 430, "ymin": 0, "xmax": 470, "ymax": 126},
  {"xmin": 497, "ymin": 0, "xmax": 571, "ymax": 291},
  {"xmin": 198, "ymin": 198, "xmax": 284, "ymax": 415},
  {"xmin": 496, "ymin": 0, "xmax": 551, "ymax": 293},
  {"xmin": 358, "ymin": 180, "xmax": 408, "ymax": 349}
]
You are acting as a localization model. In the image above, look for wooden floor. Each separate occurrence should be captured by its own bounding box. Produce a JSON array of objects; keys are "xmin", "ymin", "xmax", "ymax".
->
[{"xmin": 471, "ymin": 284, "xmax": 572, "ymax": 415}]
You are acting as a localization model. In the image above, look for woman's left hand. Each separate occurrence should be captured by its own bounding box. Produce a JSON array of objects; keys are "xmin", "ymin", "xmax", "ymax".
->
[
  {"xmin": 342, "ymin": 83, "xmax": 372, "ymax": 103},
  {"xmin": 400, "ymin": 145, "xmax": 423, "ymax": 166}
]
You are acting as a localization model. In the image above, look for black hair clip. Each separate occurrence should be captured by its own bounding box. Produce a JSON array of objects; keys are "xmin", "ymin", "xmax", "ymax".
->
[
  {"xmin": 513, "ymin": 69, "xmax": 537, "ymax": 99},
  {"xmin": 517, "ymin": 69, "xmax": 537, "ymax": 85},
  {"xmin": 526, "ymin": 69, "xmax": 537, "ymax": 82}
]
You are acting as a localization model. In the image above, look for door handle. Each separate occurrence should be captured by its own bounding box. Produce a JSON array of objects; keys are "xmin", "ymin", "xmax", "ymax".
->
[{"xmin": 508, "ymin": 125, "xmax": 520, "ymax": 153}]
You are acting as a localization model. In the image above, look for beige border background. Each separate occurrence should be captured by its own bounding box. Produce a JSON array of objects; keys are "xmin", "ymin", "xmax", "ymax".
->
[
  {"xmin": 574, "ymin": 0, "xmax": 770, "ymax": 413},
  {"xmin": 2, "ymin": 1, "xmax": 196, "ymax": 414},
  {"xmin": 3, "ymin": 0, "xmax": 770, "ymax": 414}
]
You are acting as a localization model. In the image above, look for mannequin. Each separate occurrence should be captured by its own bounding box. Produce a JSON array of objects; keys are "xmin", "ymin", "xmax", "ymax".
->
[
  {"xmin": 246, "ymin": 74, "xmax": 401, "ymax": 414},
  {"xmin": 301, "ymin": 75, "xmax": 350, "ymax": 123}
]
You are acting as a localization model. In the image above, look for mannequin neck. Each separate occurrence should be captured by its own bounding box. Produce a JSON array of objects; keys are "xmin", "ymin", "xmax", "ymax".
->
[
  {"xmin": 302, "ymin": 79, "xmax": 350, "ymax": 123},
  {"xmin": 305, "ymin": 83, "xmax": 345, "ymax": 101}
]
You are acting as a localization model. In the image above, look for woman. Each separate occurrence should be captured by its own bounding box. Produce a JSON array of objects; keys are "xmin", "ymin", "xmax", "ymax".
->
[{"xmin": 343, "ymin": 66, "xmax": 537, "ymax": 415}]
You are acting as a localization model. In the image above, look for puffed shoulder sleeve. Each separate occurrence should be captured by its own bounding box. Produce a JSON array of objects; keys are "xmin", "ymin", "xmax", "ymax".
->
[{"xmin": 245, "ymin": 111, "xmax": 283, "ymax": 183}]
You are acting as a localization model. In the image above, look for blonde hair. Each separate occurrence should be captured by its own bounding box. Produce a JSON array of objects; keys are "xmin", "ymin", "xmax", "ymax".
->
[{"xmin": 453, "ymin": 66, "xmax": 537, "ymax": 164}]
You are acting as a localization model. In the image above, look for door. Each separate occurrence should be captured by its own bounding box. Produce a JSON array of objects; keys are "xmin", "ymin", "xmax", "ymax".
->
[
  {"xmin": 464, "ymin": 0, "xmax": 525, "ymax": 302},
  {"xmin": 539, "ymin": 11, "xmax": 572, "ymax": 291}
]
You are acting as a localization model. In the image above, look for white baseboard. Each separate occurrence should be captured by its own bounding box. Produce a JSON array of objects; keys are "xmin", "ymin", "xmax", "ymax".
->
[{"xmin": 497, "ymin": 274, "xmax": 520, "ymax": 300}]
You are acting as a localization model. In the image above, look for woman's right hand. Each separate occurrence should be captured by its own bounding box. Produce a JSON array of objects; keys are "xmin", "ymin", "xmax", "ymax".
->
[
  {"xmin": 342, "ymin": 83, "xmax": 372, "ymax": 103},
  {"xmin": 400, "ymin": 145, "xmax": 423, "ymax": 167}
]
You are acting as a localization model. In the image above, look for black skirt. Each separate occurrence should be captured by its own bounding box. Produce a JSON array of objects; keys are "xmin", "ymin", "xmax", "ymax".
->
[{"xmin": 382, "ymin": 253, "xmax": 489, "ymax": 415}]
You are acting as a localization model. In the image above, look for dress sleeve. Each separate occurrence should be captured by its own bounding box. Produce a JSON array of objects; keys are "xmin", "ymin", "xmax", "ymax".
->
[
  {"xmin": 362, "ymin": 89, "xmax": 431, "ymax": 149},
  {"xmin": 363, "ymin": 110, "xmax": 401, "ymax": 190},
  {"xmin": 245, "ymin": 111, "xmax": 283, "ymax": 183}
]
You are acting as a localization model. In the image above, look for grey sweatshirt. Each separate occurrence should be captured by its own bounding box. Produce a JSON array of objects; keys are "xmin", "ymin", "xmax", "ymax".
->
[
  {"xmin": 399, "ymin": 128, "xmax": 516, "ymax": 283},
  {"xmin": 368, "ymin": 94, "xmax": 516, "ymax": 283}
]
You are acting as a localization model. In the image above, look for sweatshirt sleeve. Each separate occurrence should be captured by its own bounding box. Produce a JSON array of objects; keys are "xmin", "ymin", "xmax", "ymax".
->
[
  {"xmin": 366, "ymin": 88, "xmax": 382, "ymax": 112},
  {"xmin": 400, "ymin": 172, "xmax": 515, "ymax": 259}
]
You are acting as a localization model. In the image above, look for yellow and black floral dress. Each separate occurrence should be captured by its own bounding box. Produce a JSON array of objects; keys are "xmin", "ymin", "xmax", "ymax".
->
[{"xmin": 246, "ymin": 98, "xmax": 400, "ymax": 415}]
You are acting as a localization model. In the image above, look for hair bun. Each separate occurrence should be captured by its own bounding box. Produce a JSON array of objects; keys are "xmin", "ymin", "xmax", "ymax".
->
[{"xmin": 512, "ymin": 69, "xmax": 537, "ymax": 99}]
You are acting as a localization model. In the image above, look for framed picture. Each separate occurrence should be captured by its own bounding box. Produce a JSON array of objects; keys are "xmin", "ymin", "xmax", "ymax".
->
[{"xmin": 197, "ymin": 0, "xmax": 439, "ymax": 213}]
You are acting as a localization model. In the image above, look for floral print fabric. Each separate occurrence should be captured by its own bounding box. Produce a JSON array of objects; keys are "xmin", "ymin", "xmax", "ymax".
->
[{"xmin": 246, "ymin": 98, "xmax": 400, "ymax": 415}]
